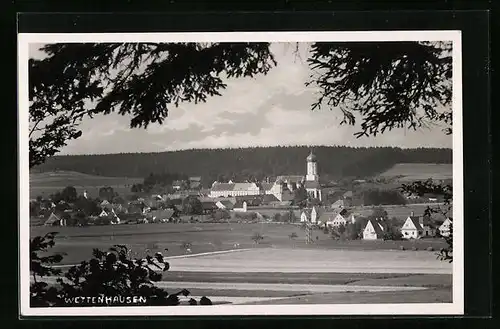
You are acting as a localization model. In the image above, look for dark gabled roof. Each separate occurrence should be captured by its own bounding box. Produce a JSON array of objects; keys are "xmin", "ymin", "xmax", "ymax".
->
[
  {"xmin": 262, "ymin": 194, "xmax": 279, "ymax": 203},
  {"xmin": 218, "ymin": 200, "xmax": 234, "ymax": 209},
  {"xmin": 407, "ymin": 216, "xmax": 423, "ymax": 230},
  {"xmin": 406, "ymin": 215, "xmax": 439, "ymax": 230},
  {"xmin": 234, "ymin": 195, "xmax": 262, "ymax": 205},
  {"xmin": 211, "ymin": 183, "xmax": 236, "ymax": 191}
]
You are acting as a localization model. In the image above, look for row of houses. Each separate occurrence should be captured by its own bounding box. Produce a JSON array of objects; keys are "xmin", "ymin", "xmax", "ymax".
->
[{"xmin": 300, "ymin": 206, "xmax": 453, "ymax": 240}]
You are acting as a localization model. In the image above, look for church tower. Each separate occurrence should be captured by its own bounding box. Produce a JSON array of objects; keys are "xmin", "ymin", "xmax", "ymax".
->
[{"xmin": 306, "ymin": 150, "xmax": 319, "ymax": 182}]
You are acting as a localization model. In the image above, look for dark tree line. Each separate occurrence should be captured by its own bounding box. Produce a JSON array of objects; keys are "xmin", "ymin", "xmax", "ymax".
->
[{"xmin": 32, "ymin": 146, "xmax": 451, "ymax": 187}]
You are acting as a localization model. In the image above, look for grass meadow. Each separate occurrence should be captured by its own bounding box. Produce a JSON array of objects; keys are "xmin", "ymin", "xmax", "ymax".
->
[
  {"xmin": 378, "ymin": 163, "xmax": 453, "ymax": 182},
  {"xmin": 29, "ymin": 171, "xmax": 142, "ymax": 199},
  {"xmin": 30, "ymin": 222, "xmax": 448, "ymax": 266}
]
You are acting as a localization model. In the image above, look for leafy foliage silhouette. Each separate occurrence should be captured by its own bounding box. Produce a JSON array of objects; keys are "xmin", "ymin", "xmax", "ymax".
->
[
  {"xmin": 30, "ymin": 233, "xmax": 212, "ymax": 307},
  {"xmin": 401, "ymin": 179, "xmax": 453, "ymax": 262},
  {"xmin": 29, "ymin": 42, "xmax": 276, "ymax": 168},
  {"xmin": 306, "ymin": 41, "xmax": 452, "ymax": 137}
]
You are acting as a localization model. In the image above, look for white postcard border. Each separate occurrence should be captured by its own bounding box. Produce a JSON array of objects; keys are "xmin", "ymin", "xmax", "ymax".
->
[{"xmin": 18, "ymin": 30, "xmax": 463, "ymax": 317}]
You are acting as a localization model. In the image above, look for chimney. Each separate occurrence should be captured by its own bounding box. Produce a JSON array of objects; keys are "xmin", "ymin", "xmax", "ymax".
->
[
  {"xmin": 410, "ymin": 211, "xmax": 414, "ymax": 217},
  {"xmin": 419, "ymin": 217, "xmax": 424, "ymax": 226}
]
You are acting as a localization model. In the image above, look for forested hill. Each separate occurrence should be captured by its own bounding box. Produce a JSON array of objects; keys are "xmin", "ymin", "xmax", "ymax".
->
[{"xmin": 31, "ymin": 146, "xmax": 451, "ymax": 185}]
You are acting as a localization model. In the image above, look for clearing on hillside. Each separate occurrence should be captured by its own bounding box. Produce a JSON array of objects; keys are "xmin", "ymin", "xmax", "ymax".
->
[
  {"xmin": 29, "ymin": 171, "xmax": 143, "ymax": 198},
  {"xmin": 378, "ymin": 163, "xmax": 452, "ymax": 182}
]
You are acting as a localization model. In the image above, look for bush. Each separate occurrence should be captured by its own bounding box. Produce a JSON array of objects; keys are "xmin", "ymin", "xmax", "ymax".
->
[
  {"xmin": 30, "ymin": 233, "xmax": 211, "ymax": 307},
  {"xmin": 251, "ymin": 232, "xmax": 264, "ymax": 244},
  {"xmin": 411, "ymin": 246, "xmax": 418, "ymax": 251},
  {"xmin": 426, "ymin": 246, "xmax": 434, "ymax": 251},
  {"xmin": 399, "ymin": 245, "xmax": 406, "ymax": 251}
]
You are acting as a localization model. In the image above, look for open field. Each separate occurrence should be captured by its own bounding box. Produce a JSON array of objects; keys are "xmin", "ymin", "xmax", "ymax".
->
[
  {"xmin": 30, "ymin": 223, "xmax": 452, "ymax": 305},
  {"xmin": 378, "ymin": 163, "xmax": 453, "ymax": 182},
  {"xmin": 349, "ymin": 203, "xmax": 451, "ymax": 219},
  {"xmin": 29, "ymin": 171, "xmax": 142, "ymax": 198},
  {"xmin": 31, "ymin": 223, "xmax": 448, "ymax": 266}
]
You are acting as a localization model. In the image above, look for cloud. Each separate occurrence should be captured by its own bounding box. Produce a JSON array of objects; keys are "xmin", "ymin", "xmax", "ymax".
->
[{"xmin": 30, "ymin": 42, "xmax": 451, "ymax": 155}]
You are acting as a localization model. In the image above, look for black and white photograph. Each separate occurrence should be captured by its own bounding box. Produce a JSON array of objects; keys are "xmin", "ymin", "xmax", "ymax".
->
[{"xmin": 18, "ymin": 31, "xmax": 463, "ymax": 316}]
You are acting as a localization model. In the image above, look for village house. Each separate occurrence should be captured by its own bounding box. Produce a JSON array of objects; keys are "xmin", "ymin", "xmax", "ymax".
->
[
  {"xmin": 44, "ymin": 212, "xmax": 66, "ymax": 226},
  {"xmin": 300, "ymin": 209, "xmax": 311, "ymax": 223},
  {"xmin": 210, "ymin": 181, "xmax": 261, "ymax": 198},
  {"xmin": 363, "ymin": 218, "xmax": 385, "ymax": 240},
  {"xmin": 301, "ymin": 206, "xmax": 323, "ymax": 224},
  {"xmin": 401, "ymin": 212, "xmax": 438, "ymax": 239},
  {"xmin": 326, "ymin": 209, "xmax": 356, "ymax": 227},
  {"xmin": 438, "ymin": 217, "xmax": 453, "ymax": 237},
  {"xmin": 233, "ymin": 201, "xmax": 248, "ymax": 212}
]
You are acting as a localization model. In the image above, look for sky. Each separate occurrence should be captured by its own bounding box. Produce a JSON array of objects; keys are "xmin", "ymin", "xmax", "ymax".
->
[{"xmin": 28, "ymin": 42, "xmax": 452, "ymax": 155}]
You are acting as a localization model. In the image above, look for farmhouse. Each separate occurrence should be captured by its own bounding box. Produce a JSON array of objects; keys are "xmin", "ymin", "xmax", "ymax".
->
[
  {"xmin": 363, "ymin": 219, "xmax": 384, "ymax": 240},
  {"xmin": 438, "ymin": 218, "xmax": 453, "ymax": 237},
  {"xmin": 44, "ymin": 212, "xmax": 66, "ymax": 226},
  {"xmin": 401, "ymin": 212, "xmax": 438, "ymax": 239},
  {"xmin": 329, "ymin": 210, "xmax": 356, "ymax": 227}
]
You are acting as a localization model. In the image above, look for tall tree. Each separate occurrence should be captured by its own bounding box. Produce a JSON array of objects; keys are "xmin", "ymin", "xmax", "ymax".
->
[
  {"xmin": 60, "ymin": 186, "xmax": 78, "ymax": 203},
  {"xmin": 306, "ymin": 41, "xmax": 452, "ymax": 137},
  {"xmin": 98, "ymin": 186, "xmax": 115, "ymax": 201}
]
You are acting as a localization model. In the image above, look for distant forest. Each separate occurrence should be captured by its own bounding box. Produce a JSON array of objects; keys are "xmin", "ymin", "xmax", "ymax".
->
[{"xmin": 31, "ymin": 146, "xmax": 452, "ymax": 187}]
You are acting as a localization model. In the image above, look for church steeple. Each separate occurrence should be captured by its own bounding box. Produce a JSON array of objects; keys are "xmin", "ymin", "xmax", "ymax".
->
[
  {"xmin": 306, "ymin": 149, "xmax": 318, "ymax": 182},
  {"xmin": 306, "ymin": 149, "xmax": 317, "ymax": 162}
]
